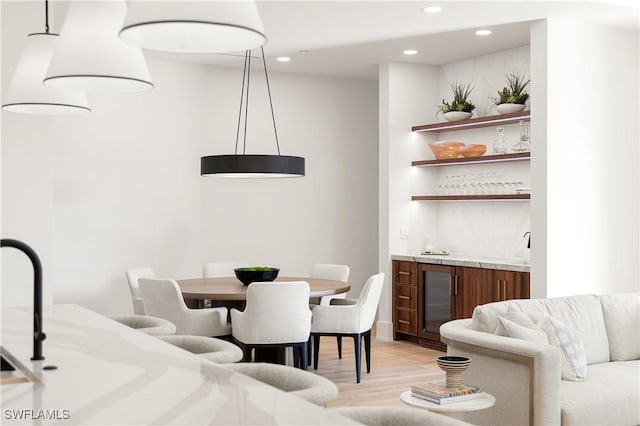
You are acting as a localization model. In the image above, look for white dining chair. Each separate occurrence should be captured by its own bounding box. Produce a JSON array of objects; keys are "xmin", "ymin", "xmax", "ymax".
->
[
  {"xmin": 311, "ymin": 272, "xmax": 385, "ymax": 383},
  {"xmin": 125, "ymin": 267, "xmax": 155, "ymax": 315},
  {"xmin": 138, "ymin": 278, "xmax": 231, "ymax": 337},
  {"xmin": 311, "ymin": 263, "xmax": 350, "ymax": 305},
  {"xmin": 203, "ymin": 262, "xmax": 249, "ymax": 278},
  {"xmin": 230, "ymin": 281, "xmax": 311, "ymax": 369}
]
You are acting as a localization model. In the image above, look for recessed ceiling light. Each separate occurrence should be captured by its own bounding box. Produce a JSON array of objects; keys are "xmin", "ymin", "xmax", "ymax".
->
[
  {"xmin": 277, "ymin": 56, "xmax": 291, "ymax": 62},
  {"xmin": 475, "ymin": 29, "xmax": 492, "ymax": 36},
  {"xmin": 403, "ymin": 49, "xmax": 418, "ymax": 55},
  {"xmin": 421, "ymin": 6, "xmax": 442, "ymax": 14}
]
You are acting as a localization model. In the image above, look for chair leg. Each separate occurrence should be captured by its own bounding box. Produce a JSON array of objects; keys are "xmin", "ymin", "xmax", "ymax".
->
[
  {"xmin": 300, "ymin": 342, "xmax": 308, "ymax": 371},
  {"xmin": 241, "ymin": 344, "xmax": 252, "ymax": 362},
  {"xmin": 353, "ymin": 333, "xmax": 362, "ymax": 383},
  {"xmin": 313, "ymin": 335, "xmax": 321, "ymax": 370},
  {"xmin": 337, "ymin": 336, "xmax": 343, "ymax": 359},
  {"xmin": 307, "ymin": 337, "xmax": 312, "ymax": 366},
  {"xmin": 364, "ymin": 330, "xmax": 371, "ymax": 374},
  {"xmin": 293, "ymin": 345, "xmax": 300, "ymax": 369}
]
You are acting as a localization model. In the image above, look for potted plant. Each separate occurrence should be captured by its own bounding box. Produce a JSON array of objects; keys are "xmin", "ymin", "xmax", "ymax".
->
[
  {"xmin": 491, "ymin": 72, "xmax": 530, "ymax": 114},
  {"xmin": 437, "ymin": 82, "xmax": 475, "ymax": 121}
]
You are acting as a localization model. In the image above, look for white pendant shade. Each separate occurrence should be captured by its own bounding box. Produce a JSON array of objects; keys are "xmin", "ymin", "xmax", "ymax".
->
[
  {"xmin": 44, "ymin": 0, "xmax": 153, "ymax": 93},
  {"xmin": 120, "ymin": 0, "xmax": 266, "ymax": 53},
  {"xmin": 2, "ymin": 33, "xmax": 90, "ymax": 115}
]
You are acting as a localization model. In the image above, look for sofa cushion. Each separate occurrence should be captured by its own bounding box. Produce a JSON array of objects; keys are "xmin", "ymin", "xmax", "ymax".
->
[
  {"xmin": 559, "ymin": 360, "xmax": 640, "ymax": 426},
  {"xmin": 472, "ymin": 294, "xmax": 610, "ymax": 364},
  {"xmin": 599, "ymin": 293, "xmax": 640, "ymax": 361},
  {"xmin": 539, "ymin": 315, "xmax": 587, "ymax": 381}
]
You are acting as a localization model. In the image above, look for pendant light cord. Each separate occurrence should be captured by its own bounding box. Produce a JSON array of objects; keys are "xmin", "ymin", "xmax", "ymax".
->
[
  {"xmin": 234, "ymin": 51, "xmax": 250, "ymax": 156},
  {"xmin": 261, "ymin": 47, "xmax": 281, "ymax": 155},
  {"xmin": 44, "ymin": 0, "xmax": 50, "ymax": 33},
  {"xmin": 243, "ymin": 53, "xmax": 252, "ymax": 155}
]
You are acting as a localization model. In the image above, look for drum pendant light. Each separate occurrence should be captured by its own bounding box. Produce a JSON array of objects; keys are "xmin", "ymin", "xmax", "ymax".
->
[
  {"xmin": 2, "ymin": 0, "xmax": 90, "ymax": 114},
  {"xmin": 119, "ymin": 0, "xmax": 266, "ymax": 53},
  {"xmin": 44, "ymin": 0, "xmax": 153, "ymax": 93},
  {"xmin": 201, "ymin": 48, "xmax": 305, "ymax": 178}
]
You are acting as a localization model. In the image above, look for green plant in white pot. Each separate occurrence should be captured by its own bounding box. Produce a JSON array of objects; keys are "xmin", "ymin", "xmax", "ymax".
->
[
  {"xmin": 437, "ymin": 82, "xmax": 475, "ymax": 121},
  {"xmin": 491, "ymin": 72, "xmax": 530, "ymax": 114}
]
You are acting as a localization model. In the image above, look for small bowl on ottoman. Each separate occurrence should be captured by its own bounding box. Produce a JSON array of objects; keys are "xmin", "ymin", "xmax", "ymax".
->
[
  {"xmin": 234, "ymin": 267, "xmax": 280, "ymax": 286},
  {"xmin": 436, "ymin": 355, "xmax": 471, "ymax": 389}
]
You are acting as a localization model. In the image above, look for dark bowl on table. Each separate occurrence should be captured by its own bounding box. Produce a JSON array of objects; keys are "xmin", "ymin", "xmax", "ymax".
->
[{"xmin": 234, "ymin": 267, "xmax": 280, "ymax": 286}]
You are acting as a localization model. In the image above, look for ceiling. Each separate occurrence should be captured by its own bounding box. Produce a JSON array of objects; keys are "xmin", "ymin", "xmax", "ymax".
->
[{"xmin": 141, "ymin": 0, "xmax": 639, "ymax": 80}]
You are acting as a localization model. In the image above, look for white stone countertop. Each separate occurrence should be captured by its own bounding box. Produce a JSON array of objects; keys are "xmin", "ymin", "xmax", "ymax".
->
[
  {"xmin": 0, "ymin": 304, "xmax": 358, "ymax": 425},
  {"xmin": 391, "ymin": 254, "xmax": 530, "ymax": 273}
]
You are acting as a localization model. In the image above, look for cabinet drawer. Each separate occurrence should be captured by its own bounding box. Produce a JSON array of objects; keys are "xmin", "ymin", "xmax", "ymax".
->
[
  {"xmin": 395, "ymin": 285, "xmax": 417, "ymax": 310},
  {"xmin": 395, "ymin": 309, "xmax": 417, "ymax": 335},
  {"xmin": 393, "ymin": 261, "xmax": 417, "ymax": 286}
]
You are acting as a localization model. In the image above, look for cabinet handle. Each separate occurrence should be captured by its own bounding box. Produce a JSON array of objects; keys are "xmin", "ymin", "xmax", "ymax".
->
[
  {"xmin": 398, "ymin": 319, "xmax": 410, "ymax": 325},
  {"xmin": 398, "ymin": 295, "xmax": 410, "ymax": 300},
  {"xmin": 449, "ymin": 276, "xmax": 452, "ymax": 296},
  {"xmin": 496, "ymin": 280, "xmax": 502, "ymax": 300},
  {"xmin": 454, "ymin": 275, "xmax": 459, "ymax": 296},
  {"xmin": 503, "ymin": 280, "xmax": 508, "ymax": 300},
  {"xmin": 398, "ymin": 271, "xmax": 411, "ymax": 276}
]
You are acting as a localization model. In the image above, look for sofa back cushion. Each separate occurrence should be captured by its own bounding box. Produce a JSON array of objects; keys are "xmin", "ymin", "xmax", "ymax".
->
[
  {"xmin": 599, "ymin": 293, "xmax": 640, "ymax": 361},
  {"xmin": 471, "ymin": 294, "xmax": 610, "ymax": 364}
]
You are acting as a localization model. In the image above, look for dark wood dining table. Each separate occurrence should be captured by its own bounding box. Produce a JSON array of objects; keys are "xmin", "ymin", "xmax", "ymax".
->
[{"xmin": 176, "ymin": 276, "xmax": 350, "ymax": 301}]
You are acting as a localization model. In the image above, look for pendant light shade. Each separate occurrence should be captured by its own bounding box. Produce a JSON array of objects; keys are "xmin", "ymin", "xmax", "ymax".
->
[
  {"xmin": 2, "ymin": 33, "xmax": 90, "ymax": 114},
  {"xmin": 120, "ymin": 0, "xmax": 266, "ymax": 53},
  {"xmin": 201, "ymin": 49, "xmax": 305, "ymax": 178},
  {"xmin": 44, "ymin": 0, "xmax": 153, "ymax": 93}
]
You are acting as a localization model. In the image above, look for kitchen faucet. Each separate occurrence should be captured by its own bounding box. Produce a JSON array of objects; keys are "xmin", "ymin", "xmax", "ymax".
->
[{"xmin": 1, "ymin": 238, "xmax": 46, "ymax": 361}]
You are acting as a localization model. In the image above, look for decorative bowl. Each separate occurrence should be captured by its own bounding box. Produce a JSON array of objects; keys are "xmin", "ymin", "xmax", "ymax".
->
[
  {"xmin": 496, "ymin": 103, "xmax": 526, "ymax": 114},
  {"xmin": 443, "ymin": 111, "xmax": 472, "ymax": 122},
  {"xmin": 436, "ymin": 355, "xmax": 471, "ymax": 388},
  {"xmin": 459, "ymin": 144, "xmax": 487, "ymax": 158},
  {"xmin": 234, "ymin": 267, "xmax": 280, "ymax": 286},
  {"xmin": 428, "ymin": 141, "xmax": 465, "ymax": 160}
]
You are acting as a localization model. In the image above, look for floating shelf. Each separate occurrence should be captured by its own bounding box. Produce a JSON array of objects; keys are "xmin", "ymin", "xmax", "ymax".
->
[
  {"xmin": 412, "ymin": 111, "xmax": 530, "ymax": 133},
  {"xmin": 412, "ymin": 152, "xmax": 530, "ymax": 167},
  {"xmin": 412, "ymin": 194, "xmax": 531, "ymax": 201}
]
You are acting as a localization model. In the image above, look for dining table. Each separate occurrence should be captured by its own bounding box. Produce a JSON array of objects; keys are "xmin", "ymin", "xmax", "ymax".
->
[{"xmin": 177, "ymin": 276, "xmax": 351, "ymax": 301}]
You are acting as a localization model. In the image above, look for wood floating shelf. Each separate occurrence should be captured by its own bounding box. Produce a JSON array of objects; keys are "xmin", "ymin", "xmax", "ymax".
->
[
  {"xmin": 412, "ymin": 111, "xmax": 530, "ymax": 133},
  {"xmin": 412, "ymin": 152, "xmax": 530, "ymax": 167},
  {"xmin": 412, "ymin": 194, "xmax": 531, "ymax": 201}
]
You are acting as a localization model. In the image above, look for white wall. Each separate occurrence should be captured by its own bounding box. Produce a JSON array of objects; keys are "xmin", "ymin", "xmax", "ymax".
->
[
  {"xmin": 534, "ymin": 19, "xmax": 639, "ymax": 296},
  {"xmin": 2, "ymin": 1, "xmax": 379, "ymax": 313}
]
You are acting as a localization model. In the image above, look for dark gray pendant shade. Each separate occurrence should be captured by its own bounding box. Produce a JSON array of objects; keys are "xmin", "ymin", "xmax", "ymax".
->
[{"xmin": 200, "ymin": 48, "xmax": 305, "ymax": 178}]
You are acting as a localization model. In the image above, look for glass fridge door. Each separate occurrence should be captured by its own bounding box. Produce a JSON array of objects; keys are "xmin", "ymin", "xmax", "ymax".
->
[{"xmin": 423, "ymin": 269, "xmax": 451, "ymax": 334}]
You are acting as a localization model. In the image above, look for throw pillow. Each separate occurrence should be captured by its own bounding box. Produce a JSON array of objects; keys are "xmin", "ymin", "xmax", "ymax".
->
[
  {"xmin": 498, "ymin": 316, "xmax": 549, "ymax": 343},
  {"xmin": 539, "ymin": 315, "xmax": 588, "ymax": 381},
  {"xmin": 494, "ymin": 308, "xmax": 538, "ymax": 336}
]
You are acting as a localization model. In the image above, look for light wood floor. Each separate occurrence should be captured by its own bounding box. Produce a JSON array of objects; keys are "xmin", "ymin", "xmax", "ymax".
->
[{"xmin": 311, "ymin": 331, "xmax": 446, "ymax": 408}]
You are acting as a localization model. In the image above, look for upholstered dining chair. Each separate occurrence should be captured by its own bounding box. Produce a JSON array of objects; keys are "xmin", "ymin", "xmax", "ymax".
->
[
  {"xmin": 230, "ymin": 281, "xmax": 311, "ymax": 369},
  {"xmin": 125, "ymin": 267, "xmax": 154, "ymax": 315},
  {"xmin": 138, "ymin": 278, "xmax": 231, "ymax": 337},
  {"xmin": 311, "ymin": 272, "xmax": 385, "ymax": 383},
  {"xmin": 311, "ymin": 263, "xmax": 350, "ymax": 305},
  {"xmin": 203, "ymin": 262, "xmax": 249, "ymax": 278}
]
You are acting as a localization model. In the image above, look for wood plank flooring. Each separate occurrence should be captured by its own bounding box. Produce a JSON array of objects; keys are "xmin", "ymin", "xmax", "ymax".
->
[{"xmin": 311, "ymin": 332, "xmax": 446, "ymax": 408}]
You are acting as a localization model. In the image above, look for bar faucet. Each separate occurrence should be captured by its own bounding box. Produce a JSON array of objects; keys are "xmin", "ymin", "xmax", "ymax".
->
[
  {"xmin": 1, "ymin": 238, "xmax": 46, "ymax": 361},
  {"xmin": 523, "ymin": 231, "xmax": 531, "ymax": 249}
]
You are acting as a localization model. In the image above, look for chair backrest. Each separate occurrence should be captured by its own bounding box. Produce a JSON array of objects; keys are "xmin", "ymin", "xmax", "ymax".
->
[
  {"xmin": 310, "ymin": 264, "xmax": 350, "ymax": 282},
  {"xmin": 240, "ymin": 281, "xmax": 311, "ymax": 343},
  {"xmin": 138, "ymin": 278, "xmax": 188, "ymax": 321},
  {"xmin": 125, "ymin": 267, "xmax": 154, "ymax": 315},
  {"xmin": 203, "ymin": 262, "xmax": 249, "ymax": 278},
  {"xmin": 355, "ymin": 273, "xmax": 385, "ymax": 332}
]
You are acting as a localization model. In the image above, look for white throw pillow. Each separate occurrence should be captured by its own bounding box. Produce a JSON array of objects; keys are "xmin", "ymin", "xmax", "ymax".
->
[
  {"xmin": 498, "ymin": 316, "xmax": 549, "ymax": 343},
  {"xmin": 494, "ymin": 308, "xmax": 539, "ymax": 336},
  {"xmin": 539, "ymin": 315, "xmax": 588, "ymax": 381}
]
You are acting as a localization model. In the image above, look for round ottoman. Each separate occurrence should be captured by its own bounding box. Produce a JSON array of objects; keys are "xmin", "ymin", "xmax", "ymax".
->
[
  {"xmin": 110, "ymin": 314, "xmax": 176, "ymax": 336},
  {"xmin": 158, "ymin": 335, "xmax": 243, "ymax": 364}
]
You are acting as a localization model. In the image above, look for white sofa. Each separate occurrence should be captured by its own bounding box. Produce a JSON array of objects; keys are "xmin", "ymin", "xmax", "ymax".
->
[{"xmin": 439, "ymin": 293, "xmax": 640, "ymax": 426}]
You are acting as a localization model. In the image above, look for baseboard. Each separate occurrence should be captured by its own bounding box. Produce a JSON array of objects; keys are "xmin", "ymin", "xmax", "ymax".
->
[{"xmin": 375, "ymin": 320, "xmax": 393, "ymax": 341}]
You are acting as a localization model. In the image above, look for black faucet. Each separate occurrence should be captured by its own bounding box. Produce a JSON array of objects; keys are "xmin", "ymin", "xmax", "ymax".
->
[
  {"xmin": 523, "ymin": 231, "xmax": 531, "ymax": 249},
  {"xmin": 1, "ymin": 239, "xmax": 46, "ymax": 361}
]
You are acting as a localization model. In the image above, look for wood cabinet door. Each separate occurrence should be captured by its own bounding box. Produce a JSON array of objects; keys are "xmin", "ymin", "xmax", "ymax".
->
[
  {"xmin": 496, "ymin": 270, "xmax": 530, "ymax": 301},
  {"xmin": 455, "ymin": 267, "xmax": 496, "ymax": 319}
]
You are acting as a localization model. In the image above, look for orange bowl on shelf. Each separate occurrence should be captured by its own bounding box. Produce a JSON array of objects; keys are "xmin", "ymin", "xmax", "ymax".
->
[
  {"xmin": 460, "ymin": 144, "xmax": 487, "ymax": 158},
  {"xmin": 428, "ymin": 141, "xmax": 465, "ymax": 160}
]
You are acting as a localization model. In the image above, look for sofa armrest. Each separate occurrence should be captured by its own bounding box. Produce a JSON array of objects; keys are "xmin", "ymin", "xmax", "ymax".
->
[{"xmin": 440, "ymin": 319, "xmax": 562, "ymax": 426}]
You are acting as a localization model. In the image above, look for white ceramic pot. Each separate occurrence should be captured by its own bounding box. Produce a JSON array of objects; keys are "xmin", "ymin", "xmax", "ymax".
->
[
  {"xmin": 496, "ymin": 103, "xmax": 526, "ymax": 114},
  {"xmin": 443, "ymin": 111, "xmax": 472, "ymax": 121}
]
